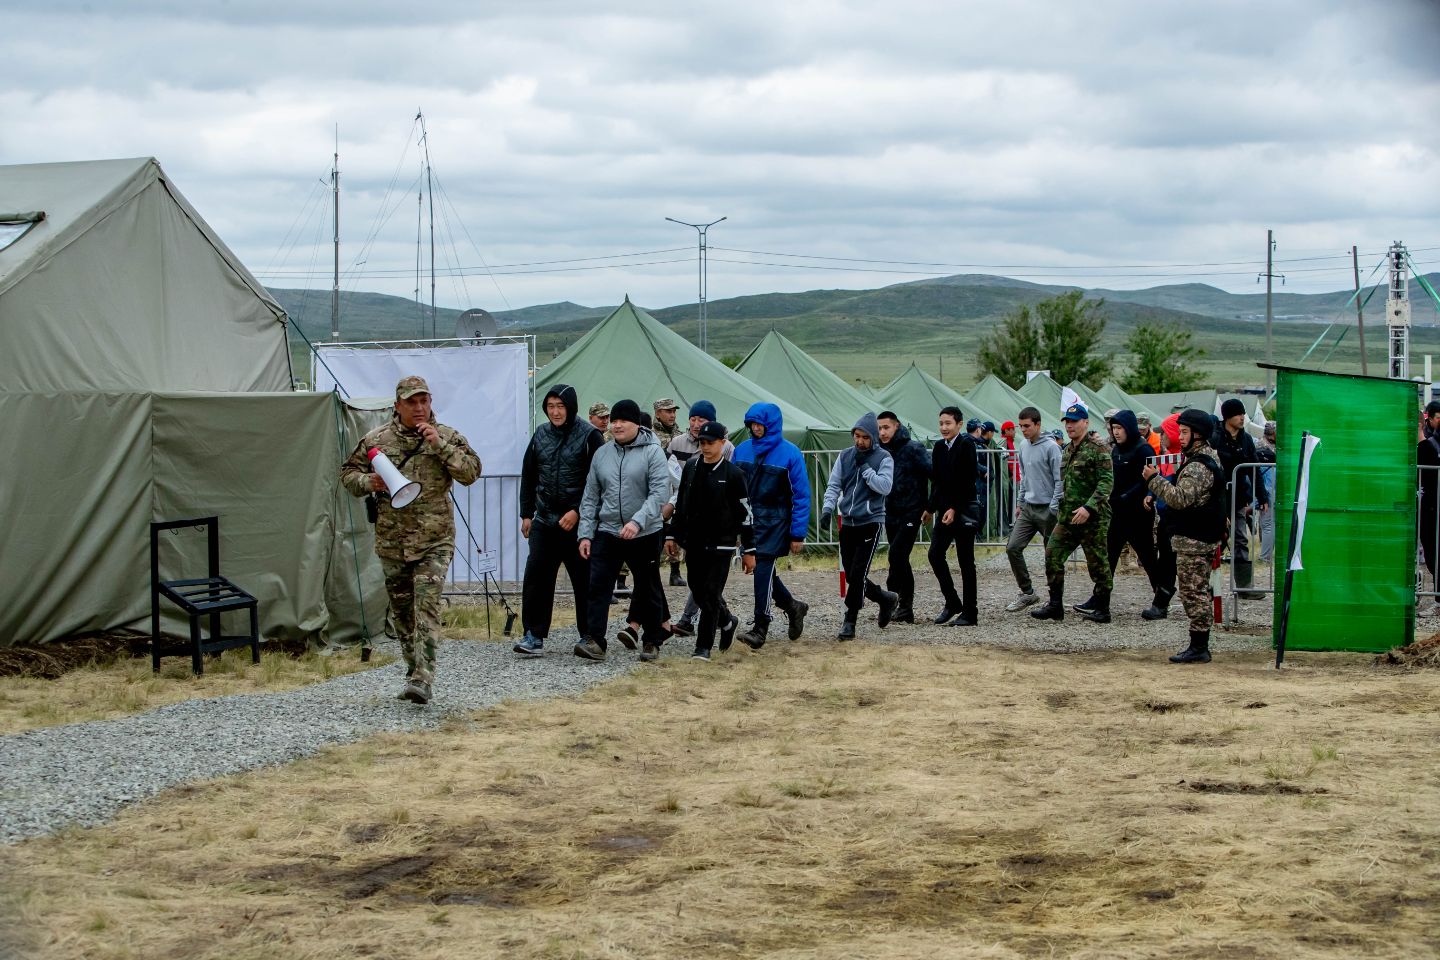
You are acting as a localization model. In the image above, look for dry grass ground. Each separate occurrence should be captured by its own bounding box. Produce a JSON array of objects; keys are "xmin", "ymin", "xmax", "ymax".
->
[
  {"xmin": 2, "ymin": 640, "xmax": 1436, "ymax": 959},
  {"xmin": 0, "ymin": 646, "xmax": 391, "ymax": 736}
]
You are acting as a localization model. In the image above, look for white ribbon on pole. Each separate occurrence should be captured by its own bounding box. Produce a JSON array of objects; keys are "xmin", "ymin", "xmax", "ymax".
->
[{"xmin": 1288, "ymin": 434, "xmax": 1322, "ymax": 572}]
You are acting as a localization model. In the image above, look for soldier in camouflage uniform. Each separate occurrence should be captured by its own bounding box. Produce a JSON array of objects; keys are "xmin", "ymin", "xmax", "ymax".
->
[
  {"xmin": 651, "ymin": 398, "xmax": 681, "ymax": 450},
  {"xmin": 341, "ymin": 375, "xmax": 482, "ymax": 703},
  {"xmin": 1032, "ymin": 403, "xmax": 1113, "ymax": 622},
  {"xmin": 1144, "ymin": 408, "xmax": 1225, "ymax": 664}
]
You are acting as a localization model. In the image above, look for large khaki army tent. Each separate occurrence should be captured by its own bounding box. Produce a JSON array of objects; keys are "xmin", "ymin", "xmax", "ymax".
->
[
  {"xmin": 877, "ymin": 363, "xmax": 992, "ymax": 437},
  {"xmin": 537, "ymin": 298, "xmax": 826, "ymax": 443},
  {"xmin": 965, "ymin": 374, "xmax": 1030, "ymax": 425},
  {"xmin": 0, "ymin": 158, "xmax": 384, "ymax": 647},
  {"xmin": 734, "ymin": 330, "xmax": 875, "ymax": 428}
]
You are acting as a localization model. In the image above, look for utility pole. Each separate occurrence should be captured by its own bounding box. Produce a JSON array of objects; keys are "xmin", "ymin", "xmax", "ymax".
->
[
  {"xmin": 1353, "ymin": 245, "xmax": 1368, "ymax": 376},
  {"xmin": 330, "ymin": 130, "xmax": 340, "ymax": 341},
  {"xmin": 1386, "ymin": 240, "xmax": 1411, "ymax": 380},
  {"xmin": 1258, "ymin": 230, "xmax": 1284, "ymax": 396},
  {"xmin": 665, "ymin": 216, "xmax": 726, "ymax": 352}
]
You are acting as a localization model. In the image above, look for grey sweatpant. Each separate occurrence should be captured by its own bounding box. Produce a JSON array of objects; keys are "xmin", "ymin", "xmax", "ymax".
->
[{"xmin": 1007, "ymin": 500, "xmax": 1057, "ymax": 595}]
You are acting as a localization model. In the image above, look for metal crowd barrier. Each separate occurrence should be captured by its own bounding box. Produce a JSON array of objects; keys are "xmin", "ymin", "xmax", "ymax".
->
[
  {"xmin": 1222, "ymin": 462, "xmax": 1277, "ymax": 623},
  {"xmin": 447, "ymin": 473, "xmax": 525, "ymax": 592}
]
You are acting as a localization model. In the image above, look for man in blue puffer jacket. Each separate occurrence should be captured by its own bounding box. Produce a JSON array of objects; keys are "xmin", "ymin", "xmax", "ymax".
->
[
  {"xmin": 732, "ymin": 402, "xmax": 811, "ymax": 649},
  {"xmin": 820, "ymin": 412, "xmax": 898, "ymax": 641}
]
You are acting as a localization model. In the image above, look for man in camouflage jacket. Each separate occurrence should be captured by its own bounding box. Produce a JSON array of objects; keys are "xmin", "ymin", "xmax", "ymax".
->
[
  {"xmin": 341, "ymin": 375, "xmax": 482, "ymax": 703},
  {"xmin": 1032, "ymin": 403, "xmax": 1113, "ymax": 622},
  {"xmin": 1144, "ymin": 408, "xmax": 1226, "ymax": 664}
]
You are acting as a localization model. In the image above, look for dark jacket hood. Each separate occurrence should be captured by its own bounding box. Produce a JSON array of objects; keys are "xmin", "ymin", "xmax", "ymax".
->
[
  {"xmin": 1110, "ymin": 409, "xmax": 1141, "ymax": 451},
  {"xmin": 744, "ymin": 402, "xmax": 785, "ymax": 456},
  {"xmin": 543, "ymin": 384, "xmax": 579, "ymax": 428}
]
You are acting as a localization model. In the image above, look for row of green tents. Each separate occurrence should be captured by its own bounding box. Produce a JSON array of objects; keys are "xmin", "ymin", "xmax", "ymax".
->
[{"xmin": 537, "ymin": 299, "xmax": 1253, "ymax": 448}]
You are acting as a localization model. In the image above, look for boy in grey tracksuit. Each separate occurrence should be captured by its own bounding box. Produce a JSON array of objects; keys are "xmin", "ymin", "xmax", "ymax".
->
[
  {"xmin": 1005, "ymin": 408, "xmax": 1063, "ymax": 610},
  {"xmin": 575, "ymin": 399, "xmax": 672, "ymax": 662},
  {"xmin": 820, "ymin": 413, "xmax": 897, "ymax": 640}
]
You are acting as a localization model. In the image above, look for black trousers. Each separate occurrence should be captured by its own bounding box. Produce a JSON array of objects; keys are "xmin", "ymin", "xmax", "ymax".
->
[
  {"xmin": 686, "ymin": 549, "xmax": 734, "ymax": 652},
  {"xmin": 928, "ymin": 519, "xmax": 977, "ymax": 617},
  {"xmin": 586, "ymin": 531, "xmax": 667, "ymax": 651},
  {"xmin": 840, "ymin": 521, "xmax": 885, "ymax": 616},
  {"xmin": 1107, "ymin": 506, "xmax": 1164, "ymax": 594},
  {"xmin": 1155, "ymin": 521, "xmax": 1177, "ymax": 594},
  {"xmin": 885, "ymin": 515, "xmax": 921, "ymax": 607},
  {"xmin": 521, "ymin": 521, "xmax": 588, "ymax": 640},
  {"xmin": 1423, "ymin": 505, "xmax": 1439, "ymax": 580}
]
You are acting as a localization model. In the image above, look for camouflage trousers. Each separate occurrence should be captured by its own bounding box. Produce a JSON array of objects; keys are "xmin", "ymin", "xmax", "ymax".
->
[
  {"xmin": 1176, "ymin": 551, "xmax": 1214, "ymax": 631},
  {"xmin": 381, "ymin": 545, "xmax": 453, "ymax": 687},
  {"xmin": 1044, "ymin": 519, "xmax": 1113, "ymax": 598}
]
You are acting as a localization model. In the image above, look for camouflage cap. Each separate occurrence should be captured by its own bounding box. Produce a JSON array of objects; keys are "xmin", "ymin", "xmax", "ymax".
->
[
  {"xmin": 653, "ymin": 397, "xmax": 679, "ymax": 411},
  {"xmin": 396, "ymin": 375, "xmax": 431, "ymax": 400},
  {"xmin": 589, "ymin": 401, "xmax": 610, "ymax": 417}
]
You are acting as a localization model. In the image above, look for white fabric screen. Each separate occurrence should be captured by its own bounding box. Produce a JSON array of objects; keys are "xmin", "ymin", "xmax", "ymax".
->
[{"xmin": 314, "ymin": 343, "xmax": 531, "ymax": 584}]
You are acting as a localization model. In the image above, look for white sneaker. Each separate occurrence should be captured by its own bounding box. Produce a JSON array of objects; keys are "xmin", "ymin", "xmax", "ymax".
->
[{"xmin": 1006, "ymin": 591, "xmax": 1040, "ymax": 612}]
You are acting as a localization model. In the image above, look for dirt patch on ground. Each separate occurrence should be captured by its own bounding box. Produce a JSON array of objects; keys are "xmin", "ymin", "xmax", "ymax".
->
[
  {"xmin": 3, "ymin": 644, "xmax": 1437, "ymax": 959},
  {"xmin": 0, "ymin": 631, "xmax": 141, "ymax": 679},
  {"xmin": 1375, "ymin": 632, "xmax": 1440, "ymax": 669}
]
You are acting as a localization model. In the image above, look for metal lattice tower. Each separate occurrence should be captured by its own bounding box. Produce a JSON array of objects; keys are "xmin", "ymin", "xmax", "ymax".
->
[{"xmin": 1385, "ymin": 240, "xmax": 1411, "ymax": 380}]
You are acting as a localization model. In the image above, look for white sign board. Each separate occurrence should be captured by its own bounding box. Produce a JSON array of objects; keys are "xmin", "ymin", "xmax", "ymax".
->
[{"xmin": 315, "ymin": 343, "xmax": 531, "ymax": 583}]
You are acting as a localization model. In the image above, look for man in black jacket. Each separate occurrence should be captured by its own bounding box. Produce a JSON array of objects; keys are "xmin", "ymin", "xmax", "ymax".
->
[
  {"xmin": 515, "ymin": 384, "xmax": 605, "ymax": 657},
  {"xmin": 1419, "ymin": 402, "xmax": 1440, "ymax": 592},
  {"xmin": 877, "ymin": 411, "xmax": 931, "ymax": 623},
  {"xmin": 668, "ymin": 421, "xmax": 752, "ymax": 661},
  {"xmin": 928, "ymin": 406, "xmax": 979, "ymax": 626},
  {"xmin": 1090, "ymin": 409, "xmax": 1168, "ymax": 619},
  {"xmin": 1214, "ymin": 399, "xmax": 1268, "ymax": 598}
]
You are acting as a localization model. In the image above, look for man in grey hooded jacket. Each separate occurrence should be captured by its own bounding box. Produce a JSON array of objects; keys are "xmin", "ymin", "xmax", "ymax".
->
[
  {"xmin": 575, "ymin": 399, "xmax": 672, "ymax": 662},
  {"xmin": 820, "ymin": 413, "xmax": 898, "ymax": 640}
]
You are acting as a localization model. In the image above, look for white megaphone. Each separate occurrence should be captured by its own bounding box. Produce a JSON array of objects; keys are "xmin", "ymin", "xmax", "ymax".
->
[{"xmin": 367, "ymin": 447, "xmax": 421, "ymax": 508}]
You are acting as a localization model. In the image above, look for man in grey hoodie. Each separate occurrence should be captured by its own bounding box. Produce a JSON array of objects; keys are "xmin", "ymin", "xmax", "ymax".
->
[
  {"xmin": 820, "ymin": 413, "xmax": 897, "ymax": 640},
  {"xmin": 575, "ymin": 399, "xmax": 672, "ymax": 662}
]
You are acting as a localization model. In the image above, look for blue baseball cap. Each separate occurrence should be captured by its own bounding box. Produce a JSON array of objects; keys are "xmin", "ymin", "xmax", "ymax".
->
[
  {"xmin": 1061, "ymin": 402, "xmax": 1089, "ymax": 422},
  {"xmin": 981, "ymin": 420, "xmax": 997, "ymax": 433},
  {"xmin": 965, "ymin": 418, "xmax": 983, "ymax": 432}
]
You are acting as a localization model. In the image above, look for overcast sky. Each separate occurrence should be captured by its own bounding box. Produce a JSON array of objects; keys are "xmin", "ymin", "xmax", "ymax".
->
[{"xmin": 4, "ymin": 0, "xmax": 1439, "ymax": 313}]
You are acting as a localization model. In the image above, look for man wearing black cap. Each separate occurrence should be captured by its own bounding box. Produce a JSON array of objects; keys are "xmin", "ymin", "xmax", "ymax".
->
[
  {"xmin": 666, "ymin": 399, "xmax": 737, "ymax": 643},
  {"xmin": 1214, "ymin": 398, "xmax": 1267, "ymax": 598},
  {"xmin": 1144, "ymin": 409, "xmax": 1226, "ymax": 663},
  {"xmin": 1032, "ymin": 403, "xmax": 1113, "ymax": 622},
  {"xmin": 668, "ymin": 421, "xmax": 752, "ymax": 661},
  {"xmin": 575, "ymin": 399, "xmax": 672, "ymax": 662}
]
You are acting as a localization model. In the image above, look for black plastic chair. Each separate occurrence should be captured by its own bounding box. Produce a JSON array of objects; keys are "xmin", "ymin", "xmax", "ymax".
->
[{"xmin": 150, "ymin": 517, "xmax": 259, "ymax": 675}]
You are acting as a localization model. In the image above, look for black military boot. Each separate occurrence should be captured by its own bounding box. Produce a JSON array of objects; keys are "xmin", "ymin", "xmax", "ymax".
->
[
  {"xmin": 778, "ymin": 598, "xmax": 808, "ymax": 640},
  {"xmin": 1030, "ymin": 587, "xmax": 1065, "ymax": 621},
  {"xmin": 1169, "ymin": 630, "xmax": 1212, "ymax": 664},
  {"xmin": 836, "ymin": 615, "xmax": 857, "ymax": 641},
  {"xmin": 875, "ymin": 589, "xmax": 900, "ymax": 628},
  {"xmin": 1080, "ymin": 591, "xmax": 1111, "ymax": 624},
  {"xmin": 739, "ymin": 616, "xmax": 769, "ymax": 650},
  {"xmin": 1141, "ymin": 587, "xmax": 1175, "ymax": 621},
  {"xmin": 669, "ymin": 562, "xmax": 687, "ymax": 588}
]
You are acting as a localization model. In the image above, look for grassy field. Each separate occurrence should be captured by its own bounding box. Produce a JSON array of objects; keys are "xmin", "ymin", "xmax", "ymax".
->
[{"xmin": 3, "ymin": 640, "xmax": 1436, "ymax": 959}]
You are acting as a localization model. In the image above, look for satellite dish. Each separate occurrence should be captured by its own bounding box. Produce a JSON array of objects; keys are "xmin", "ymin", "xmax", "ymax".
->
[{"xmin": 455, "ymin": 308, "xmax": 498, "ymax": 344}]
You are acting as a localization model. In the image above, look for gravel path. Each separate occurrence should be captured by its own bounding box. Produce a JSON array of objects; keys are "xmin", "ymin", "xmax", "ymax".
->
[{"xmin": 0, "ymin": 554, "xmax": 1273, "ymax": 845}]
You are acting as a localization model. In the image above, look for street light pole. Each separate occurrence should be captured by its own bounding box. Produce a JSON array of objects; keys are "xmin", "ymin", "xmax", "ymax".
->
[{"xmin": 665, "ymin": 216, "xmax": 726, "ymax": 353}]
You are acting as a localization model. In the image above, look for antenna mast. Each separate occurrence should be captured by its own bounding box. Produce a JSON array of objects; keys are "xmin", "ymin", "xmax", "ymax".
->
[
  {"xmin": 419, "ymin": 110, "xmax": 436, "ymax": 339},
  {"xmin": 1385, "ymin": 240, "xmax": 1411, "ymax": 380},
  {"xmin": 330, "ymin": 129, "xmax": 340, "ymax": 341}
]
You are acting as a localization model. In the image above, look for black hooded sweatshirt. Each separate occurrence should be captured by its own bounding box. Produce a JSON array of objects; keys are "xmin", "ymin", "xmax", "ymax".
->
[
  {"xmin": 880, "ymin": 423, "xmax": 932, "ymax": 523},
  {"xmin": 520, "ymin": 384, "xmax": 604, "ymax": 527},
  {"xmin": 1108, "ymin": 409, "xmax": 1151, "ymax": 512}
]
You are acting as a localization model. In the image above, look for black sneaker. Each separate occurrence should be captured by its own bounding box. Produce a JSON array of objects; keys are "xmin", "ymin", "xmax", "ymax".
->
[
  {"xmin": 784, "ymin": 600, "xmax": 808, "ymax": 640},
  {"xmin": 933, "ymin": 606, "xmax": 960, "ymax": 625},
  {"xmin": 573, "ymin": 638, "xmax": 607, "ymax": 660},
  {"xmin": 739, "ymin": 623, "xmax": 767, "ymax": 650},
  {"xmin": 639, "ymin": 642, "xmax": 660, "ymax": 662},
  {"xmin": 1072, "ymin": 595, "xmax": 1098, "ymax": 614},
  {"xmin": 718, "ymin": 615, "xmax": 740, "ymax": 652},
  {"xmin": 615, "ymin": 625, "xmax": 639, "ymax": 650},
  {"xmin": 691, "ymin": 647, "xmax": 711, "ymax": 661},
  {"xmin": 669, "ymin": 619, "xmax": 695, "ymax": 638},
  {"xmin": 837, "ymin": 618, "xmax": 856, "ymax": 642},
  {"xmin": 950, "ymin": 615, "xmax": 977, "ymax": 627}
]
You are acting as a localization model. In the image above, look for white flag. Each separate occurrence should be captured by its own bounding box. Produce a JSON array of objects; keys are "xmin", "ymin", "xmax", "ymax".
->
[
  {"xmin": 1060, "ymin": 385, "xmax": 1080, "ymax": 417},
  {"xmin": 1288, "ymin": 434, "xmax": 1322, "ymax": 572}
]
